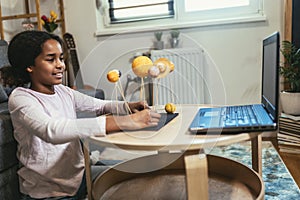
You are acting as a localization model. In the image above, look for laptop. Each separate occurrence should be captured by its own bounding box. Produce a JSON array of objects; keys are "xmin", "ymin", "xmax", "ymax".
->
[{"xmin": 189, "ymin": 32, "xmax": 280, "ymax": 134}]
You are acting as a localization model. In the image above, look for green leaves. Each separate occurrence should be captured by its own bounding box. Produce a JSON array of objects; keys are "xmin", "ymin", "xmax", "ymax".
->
[
  {"xmin": 154, "ymin": 32, "xmax": 163, "ymax": 41},
  {"xmin": 280, "ymin": 41, "xmax": 300, "ymax": 92},
  {"xmin": 43, "ymin": 22, "xmax": 58, "ymax": 33},
  {"xmin": 170, "ymin": 29, "xmax": 180, "ymax": 38}
]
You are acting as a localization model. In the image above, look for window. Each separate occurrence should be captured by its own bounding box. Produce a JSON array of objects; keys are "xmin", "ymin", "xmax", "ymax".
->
[
  {"xmin": 185, "ymin": 0, "xmax": 250, "ymax": 12},
  {"xmin": 95, "ymin": 0, "xmax": 265, "ymax": 36},
  {"xmin": 108, "ymin": 0, "xmax": 174, "ymax": 24}
]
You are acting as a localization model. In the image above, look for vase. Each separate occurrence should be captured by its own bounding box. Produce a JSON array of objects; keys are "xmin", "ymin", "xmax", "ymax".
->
[
  {"xmin": 43, "ymin": 23, "xmax": 58, "ymax": 33},
  {"xmin": 154, "ymin": 41, "xmax": 164, "ymax": 50},
  {"xmin": 280, "ymin": 91, "xmax": 300, "ymax": 115},
  {"xmin": 170, "ymin": 38, "xmax": 179, "ymax": 48}
]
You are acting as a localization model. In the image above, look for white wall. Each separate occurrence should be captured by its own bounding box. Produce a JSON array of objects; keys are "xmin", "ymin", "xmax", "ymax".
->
[
  {"xmin": 64, "ymin": 0, "xmax": 284, "ymax": 104},
  {"xmin": 0, "ymin": 0, "xmax": 268, "ymax": 105},
  {"xmin": 0, "ymin": 0, "xmax": 284, "ymax": 104}
]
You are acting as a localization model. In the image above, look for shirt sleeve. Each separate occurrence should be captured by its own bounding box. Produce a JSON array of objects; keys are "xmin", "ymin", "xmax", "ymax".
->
[
  {"xmin": 8, "ymin": 89, "xmax": 107, "ymax": 144},
  {"xmin": 71, "ymin": 89, "xmax": 129, "ymax": 115}
]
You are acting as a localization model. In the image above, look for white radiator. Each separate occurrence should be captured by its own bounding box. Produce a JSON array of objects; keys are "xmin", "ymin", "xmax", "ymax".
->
[{"xmin": 150, "ymin": 48, "xmax": 205, "ymax": 105}]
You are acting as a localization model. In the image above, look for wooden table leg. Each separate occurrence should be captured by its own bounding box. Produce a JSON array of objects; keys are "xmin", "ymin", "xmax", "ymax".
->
[
  {"xmin": 83, "ymin": 140, "xmax": 93, "ymax": 200},
  {"xmin": 184, "ymin": 154, "xmax": 208, "ymax": 200},
  {"xmin": 251, "ymin": 134, "xmax": 262, "ymax": 176}
]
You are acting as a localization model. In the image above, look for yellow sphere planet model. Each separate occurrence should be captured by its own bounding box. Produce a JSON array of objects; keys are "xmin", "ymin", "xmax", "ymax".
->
[
  {"xmin": 165, "ymin": 103, "xmax": 176, "ymax": 113},
  {"xmin": 107, "ymin": 69, "xmax": 121, "ymax": 83},
  {"xmin": 132, "ymin": 56, "xmax": 153, "ymax": 77}
]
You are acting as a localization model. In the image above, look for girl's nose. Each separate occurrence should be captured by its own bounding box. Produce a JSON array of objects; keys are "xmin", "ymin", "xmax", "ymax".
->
[{"xmin": 56, "ymin": 59, "xmax": 65, "ymax": 69}]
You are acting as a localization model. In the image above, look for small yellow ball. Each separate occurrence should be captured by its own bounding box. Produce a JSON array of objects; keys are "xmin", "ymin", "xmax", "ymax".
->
[
  {"xmin": 107, "ymin": 70, "xmax": 121, "ymax": 83},
  {"xmin": 165, "ymin": 103, "xmax": 176, "ymax": 113}
]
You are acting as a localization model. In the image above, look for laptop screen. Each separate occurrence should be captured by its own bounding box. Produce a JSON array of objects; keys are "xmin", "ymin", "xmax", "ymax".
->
[{"xmin": 261, "ymin": 32, "xmax": 280, "ymax": 121}]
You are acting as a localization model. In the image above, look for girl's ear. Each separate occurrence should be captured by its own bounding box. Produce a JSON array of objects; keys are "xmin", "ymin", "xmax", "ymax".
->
[{"xmin": 26, "ymin": 66, "xmax": 33, "ymax": 73}]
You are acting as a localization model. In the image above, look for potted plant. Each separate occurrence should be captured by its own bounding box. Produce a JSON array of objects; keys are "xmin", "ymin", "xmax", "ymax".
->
[
  {"xmin": 170, "ymin": 29, "xmax": 180, "ymax": 48},
  {"xmin": 41, "ymin": 10, "xmax": 59, "ymax": 33},
  {"xmin": 154, "ymin": 31, "xmax": 164, "ymax": 50},
  {"xmin": 280, "ymin": 40, "xmax": 300, "ymax": 115}
]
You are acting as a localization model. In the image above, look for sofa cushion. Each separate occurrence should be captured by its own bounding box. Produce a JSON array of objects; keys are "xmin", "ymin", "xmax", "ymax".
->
[
  {"xmin": 0, "ymin": 40, "xmax": 9, "ymax": 68},
  {"xmin": 0, "ymin": 112, "xmax": 14, "ymax": 146},
  {"xmin": 0, "ymin": 102, "xmax": 8, "ymax": 114},
  {"xmin": 0, "ymin": 85, "xmax": 8, "ymax": 103},
  {"xmin": 0, "ymin": 165, "xmax": 20, "ymax": 200},
  {"xmin": 0, "ymin": 103, "xmax": 20, "ymax": 199},
  {"xmin": 0, "ymin": 40, "xmax": 10, "ymax": 102},
  {"xmin": 0, "ymin": 40, "xmax": 16, "ymax": 99},
  {"xmin": 0, "ymin": 141, "xmax": 18, "ymax": 172},
  {"xmin": 0, "ymin": 112, "xmax": 18, "ymax": 172}
]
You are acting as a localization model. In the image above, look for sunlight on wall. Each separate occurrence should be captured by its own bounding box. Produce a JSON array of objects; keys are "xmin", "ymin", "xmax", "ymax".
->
[{"xmin": 185, "ymin": 0, "xmax": 249, "ymax": 12}]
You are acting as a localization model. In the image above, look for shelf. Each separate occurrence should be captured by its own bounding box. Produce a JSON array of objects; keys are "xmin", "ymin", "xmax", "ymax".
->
[{"xmin": 0, "ymin": 0, "xmax": 65, "ymax": 40}]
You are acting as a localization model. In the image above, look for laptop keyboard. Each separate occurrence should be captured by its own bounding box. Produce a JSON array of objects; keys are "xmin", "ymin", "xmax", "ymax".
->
[
  {"xmin": 252, "ymin": 104, "xmax": 273, "ymax": 124},
  {"xmin": 221, "ymin": 105, "xmax": 265, "ymax": 126}
]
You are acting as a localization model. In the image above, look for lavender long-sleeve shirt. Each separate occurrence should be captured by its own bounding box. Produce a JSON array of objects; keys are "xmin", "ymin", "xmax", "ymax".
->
[{"xmin": 8, "ymin": 84, "xmax": 125, "ymax": 198}]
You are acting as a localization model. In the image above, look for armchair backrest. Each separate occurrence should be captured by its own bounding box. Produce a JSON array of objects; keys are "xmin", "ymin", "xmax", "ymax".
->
[{"xmin": 0, "ymin": 40, "xmax": 9, "ymax": 68}]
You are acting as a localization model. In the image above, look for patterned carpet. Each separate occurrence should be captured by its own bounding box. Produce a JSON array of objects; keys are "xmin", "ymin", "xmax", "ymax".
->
[{"xmin": 209, "ymin": 141, "xmax": 300, "ymax": 200}]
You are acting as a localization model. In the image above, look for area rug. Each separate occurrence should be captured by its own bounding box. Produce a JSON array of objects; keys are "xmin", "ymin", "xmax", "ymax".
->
[
  {"xmin": 208, "ymin": 141, "xmax": 300, "ymax": 200},
  {"xmin": 95, "ymin": 141, "xmax": 300, "ymax": 200}
]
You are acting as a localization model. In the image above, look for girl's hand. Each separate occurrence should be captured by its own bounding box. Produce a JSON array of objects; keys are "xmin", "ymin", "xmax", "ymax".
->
[
  {"xmin": 106, "ymin": 109, "xmax": 161, "ymax": 133},
  {"xmin": 127, "ymin": 109, "xmax": 161, "ymax": 129},
  {"xmin": 128, "ymin": 101, "xmax": 150, "ymax": 113}
]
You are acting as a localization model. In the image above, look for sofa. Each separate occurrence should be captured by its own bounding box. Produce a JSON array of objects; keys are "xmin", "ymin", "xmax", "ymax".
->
[
  {"xmin": 0, "ymin": 102, "xmax": 19, "ymax": 200},
  {"xmin": 0, "ymin": 39, "xmax": 105, "ymax": 199},
  {"xmin": 0, "ymin": 40, "xmax": 20, "ymax": 200}
]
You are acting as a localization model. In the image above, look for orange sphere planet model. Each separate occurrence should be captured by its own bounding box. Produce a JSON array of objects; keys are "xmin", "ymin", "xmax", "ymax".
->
[
  {"xmin": 132, "ymin": 56, "xmax": 153, "ymax": 77},
  {"xmin": 154, "ymin": 58, "xmax": 174, "ymax": 78},
  {"xmin": 165, "ymin": 103, "xmax": 176, "ymax": 113},
  {"xmin": 155, "ymin": 58, "xmax": 174, "ymax": 70},
  {"xmin": 107, "ymin": 69, "xmax": 121, "ymax": 83},
  {"xmin": 169, "ymin": 60, "xmax": 175, "ymax": 72}
]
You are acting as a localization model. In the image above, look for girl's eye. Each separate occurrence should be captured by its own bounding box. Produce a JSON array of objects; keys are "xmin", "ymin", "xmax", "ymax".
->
[
  {"xmin": 45, "ymin": 57, "xmax": 64, "ymax": 62},
  {"xmin": 46, "ymin": 58, "xmax": 55, "ymax": 62}
]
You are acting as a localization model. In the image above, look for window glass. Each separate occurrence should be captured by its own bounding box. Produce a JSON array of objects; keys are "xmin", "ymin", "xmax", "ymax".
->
[
  {"xmin": 109, "ymin": 0, "xmax": 174, "ymax": 24},
  {"xmin": 185, "ymin": 0, "xmax": 250, "ymax": 12}
]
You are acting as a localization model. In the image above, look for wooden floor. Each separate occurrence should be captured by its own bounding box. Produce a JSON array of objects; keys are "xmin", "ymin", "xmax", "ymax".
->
[
  {"xmin": 280, "ymin": 152, "xmax": 300, "ymax": 188},
  {"xmin": 268, "ymin": 137, "xmax": 300, "ymax": 189}
]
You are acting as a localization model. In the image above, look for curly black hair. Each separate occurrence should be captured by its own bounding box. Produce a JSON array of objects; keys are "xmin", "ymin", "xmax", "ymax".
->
[{"xmin": 0, "ymin": 30, "xmax": 63, "ymax": 87}]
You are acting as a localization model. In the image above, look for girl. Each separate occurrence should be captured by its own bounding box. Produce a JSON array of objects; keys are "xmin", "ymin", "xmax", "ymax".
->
[{"xmin": 1, "ymin": 30, "xmax": 160, "ymax": 199}]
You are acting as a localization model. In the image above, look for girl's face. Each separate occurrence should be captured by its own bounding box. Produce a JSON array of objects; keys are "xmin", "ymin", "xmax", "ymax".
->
[{"xmin": 28, "ymin": 39, "xmax": 65, "ymax": 94}]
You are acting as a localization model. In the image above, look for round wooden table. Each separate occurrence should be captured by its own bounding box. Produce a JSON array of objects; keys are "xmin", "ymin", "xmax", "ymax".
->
[{"xmin": 83, "ymin": 105, "xmax": 264, "ymax": 200}]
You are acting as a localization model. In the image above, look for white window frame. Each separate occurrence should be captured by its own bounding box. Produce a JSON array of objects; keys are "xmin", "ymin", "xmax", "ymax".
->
[{"xmin": 95, "ymin": 0, "xmax": 265, "ymax": 36}]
